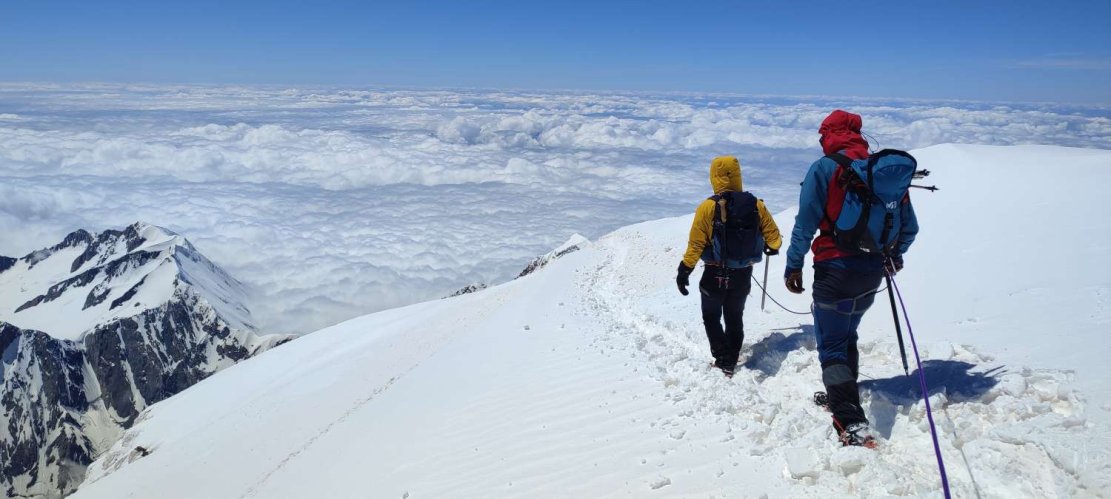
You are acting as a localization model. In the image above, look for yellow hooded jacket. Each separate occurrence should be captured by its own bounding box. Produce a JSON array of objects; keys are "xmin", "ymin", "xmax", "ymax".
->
[{"xmin": 682, "ymin": 156, "xmax": 782, "ymax": 269}]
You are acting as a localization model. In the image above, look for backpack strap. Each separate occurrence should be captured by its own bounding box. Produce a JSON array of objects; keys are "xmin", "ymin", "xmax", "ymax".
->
[
  {"xmin": 708, "ymin": 194, "xmax": 724, "ymax": 224},
  {"xmin": 705, "ymin": 194, "xmax": 727, "ymax": 264},
  {"xmin": 821, "ymin": 154, "xmax": 854, "ymax": 230},
  {"xmin": 825, "ymin": 153, "xmax": 853, "ymax": 169}
]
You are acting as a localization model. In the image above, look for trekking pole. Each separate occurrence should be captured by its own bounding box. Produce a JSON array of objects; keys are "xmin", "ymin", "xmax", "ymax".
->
[
  {"xmin": 884, "ymin": 265, "xmax": 910, "ymax": 376},
  {"xmin": 760, "ymin": 255, "xmax": 770, "ymax": 311}
]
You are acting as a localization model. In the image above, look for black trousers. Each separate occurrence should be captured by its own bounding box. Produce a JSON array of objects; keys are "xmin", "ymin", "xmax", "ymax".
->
[
  {"xmin": 812, "ymin": 264, "xmax": 883, "ymax": 429},
  {"xmin": 699, "ymin": 265, "xmax": 753, "ymax": 369}
]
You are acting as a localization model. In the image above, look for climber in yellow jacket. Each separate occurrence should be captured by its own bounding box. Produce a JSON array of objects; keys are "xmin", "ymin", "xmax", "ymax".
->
[{"xmin": 677, "ymin": 155, "xmax": 782, "ymax": 377}]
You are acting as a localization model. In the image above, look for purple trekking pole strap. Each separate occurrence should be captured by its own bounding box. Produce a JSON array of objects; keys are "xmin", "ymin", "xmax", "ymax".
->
[{"xmin": 887, "ymin": 269, "xmax": 952, "ymax": 499}]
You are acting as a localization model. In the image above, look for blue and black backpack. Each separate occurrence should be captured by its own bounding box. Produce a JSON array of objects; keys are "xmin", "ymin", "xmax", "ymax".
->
[
  {"xmin": 824, "ymin": 149, "xmax": 917, "ymax": 255},
  {"xmin": 705, "ymin": 191, "xmax": 765, "ymax": 268}
]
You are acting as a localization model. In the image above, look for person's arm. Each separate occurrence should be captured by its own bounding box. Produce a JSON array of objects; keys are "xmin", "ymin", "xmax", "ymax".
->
[
  {"xmin": 756, "ymin": 199, "xmax": 782, "ymax": 251},
  {"xmin": 785, "ymin": 158, "xmax": 833, "ymax": 273},
  {"xmin": 681, "ymin": 199, "xmax": 716, "ymax": 269},
  {"xmin": 895, "ymin": 195, "xmax": 919, "ymax": 257}
]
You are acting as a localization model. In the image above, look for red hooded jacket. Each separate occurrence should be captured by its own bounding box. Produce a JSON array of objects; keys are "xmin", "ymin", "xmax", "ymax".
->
[{"xmin": 812, "ymin": 110, "xmax": 871, "ymax": 263}]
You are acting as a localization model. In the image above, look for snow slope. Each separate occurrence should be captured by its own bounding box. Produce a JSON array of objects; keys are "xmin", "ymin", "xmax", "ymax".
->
[{"xmin": 73, "ymin": 144, "xmax": 1111, "ymax": 498}]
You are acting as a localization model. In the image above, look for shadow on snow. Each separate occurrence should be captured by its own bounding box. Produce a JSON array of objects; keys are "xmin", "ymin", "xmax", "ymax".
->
[
  {"xmin": 861, "ymin": 360, "xmax": 1004, "ymax": 438},
  {"xmin": 742, "ymin": 325, "xmax": 816, "ymax": 378},
  {"xmin": 740, "ymin": 326, "xmax": 1002, "ymax": 441}
]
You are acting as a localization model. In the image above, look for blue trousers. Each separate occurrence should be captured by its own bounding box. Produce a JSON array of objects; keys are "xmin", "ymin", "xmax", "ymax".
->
[{"xmin": 812, "ymin": 264, "xmax": 883, "ymax": 428}]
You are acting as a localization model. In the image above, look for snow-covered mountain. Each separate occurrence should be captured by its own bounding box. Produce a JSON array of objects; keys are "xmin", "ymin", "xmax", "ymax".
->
[
  {"xmin": 517, "ymin": 233, "xmax": 588, "ymax": 278},
  {"xmin": 73, "ymin": 145, "xmax": 1111, "ymax": 498},
  {"xmin": 446, "ymin": 234, "xmax": 588, "ymax": 297},
  {"xmin": 0, "ymin": 223, "xmax": 290, "ymax": 498}
]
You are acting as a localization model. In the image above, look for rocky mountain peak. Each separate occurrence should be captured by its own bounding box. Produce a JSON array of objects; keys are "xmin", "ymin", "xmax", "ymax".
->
[
  {"xmin": 0, "ymin": 223, "xmax": 288, "ymax": 498},
  {"xmin": 1, "ymin": 222, "xmax": 252, "ymax": 341}
]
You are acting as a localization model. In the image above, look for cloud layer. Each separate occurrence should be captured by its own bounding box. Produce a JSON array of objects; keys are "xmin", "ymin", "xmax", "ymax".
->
[{"xmin": 2, "ymin": 84, "xmax": 1109, "ymax": 333}]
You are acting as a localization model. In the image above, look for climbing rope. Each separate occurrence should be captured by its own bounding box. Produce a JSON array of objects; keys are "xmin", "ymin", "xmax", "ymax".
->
[
  {"xmin": 888, "ymin": 270, "xmax": 952, "ymax": 499},
  {"xmin": 750, "ymin": 273, "xmax": 888, "ymax": 317},
  {"xmin": 749, "ymin": 274, "xmax": 811, "ymax": 315}
]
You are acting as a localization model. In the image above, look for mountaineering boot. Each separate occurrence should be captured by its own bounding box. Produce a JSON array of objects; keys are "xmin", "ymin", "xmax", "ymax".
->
[
  {"xmin": 710, "ymin": 360, "xmax": 735, "ymax": 378},
  {"xmin": 839, "ymin": 422, "xmax": 877, "ymax": 448}
]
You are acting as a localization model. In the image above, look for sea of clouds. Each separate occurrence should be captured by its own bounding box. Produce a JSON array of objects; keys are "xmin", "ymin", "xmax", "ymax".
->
[{"xmin": 2, "ymin": 83, "xmax": 1109, "ymax": 333}]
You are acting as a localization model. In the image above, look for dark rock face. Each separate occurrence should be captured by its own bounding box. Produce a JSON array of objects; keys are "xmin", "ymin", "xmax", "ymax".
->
[
  {"xmin": 1, "ymin": 324, "xmax": 93, "ymax": 498},
  {"xmin": 17, "ymin": 246, "xmax": 161, "ymax": 314},
  {"xmin": 517, "ymin": 244, "xmax": 581, "ymax": 278},
  {"xmin": 83, "ymin": 294, "xmax": 260, "ymax": 424},
  {"xmin": 19, "ymin": 229, "xmax": 95, "ymax": 272},
  {"xmin": 2, "ymin": 295, "xmax": 277, "ymax": 497},
  {"xmin": 447, "ymin": 283, "xmax": 487, "ymax": 297},
  {"xmin": 16, "ymin": 268, "xmax": 101, "ymax": 313},
  {"xmin": 106, "ymin": 277, "xmax": 145, "ymax": 311},
  {"xmin": 1, "ymin": 224, "xmax": 287, "ymax": 498},
  {"xmin": 68, "ymin": 227, "xmax": 145, "ymax": 274}
]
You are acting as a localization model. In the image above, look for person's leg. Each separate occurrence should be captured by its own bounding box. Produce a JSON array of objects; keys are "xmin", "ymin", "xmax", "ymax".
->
[
  {"xmin": 814, "ymin": 310, "xmax": 867, "ymax": 428},
  {"xmin": 699, "ymin": 269, "xmax": 728, "ymax": 367},
  {"xmin": 845, "ymin": 270, "xmax": 882, "ymax": 379},
  {"xmin": 812, "ymin": 266, "xmax": 869, "ymax": 429},
  {"xmin": 847, "ymin": 338, "xmax": 859, "ymax": 379},
  {"xmin": 719, "ymin": 267, "xmax": 753, "ymax": 368}
]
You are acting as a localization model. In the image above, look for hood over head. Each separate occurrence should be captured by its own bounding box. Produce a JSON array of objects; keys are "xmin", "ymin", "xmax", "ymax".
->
[
  {"xmin": 709, "ymin": 155, "xmax": 742, "ymax": 194},
  {"xmin": 819, "ymin": 109, "xmax": 871, "ymax": 159}
]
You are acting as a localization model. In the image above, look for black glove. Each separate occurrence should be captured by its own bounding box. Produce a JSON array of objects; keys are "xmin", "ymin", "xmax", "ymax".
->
[
  {"xmin": 763, "ymin": 245, "xmax": 779, "ymax": 256},
  {"xmin": 785, "ymin": 269, "xmax": 805, "ymax": 294},
  {"xmin": 676, "ymin": 262, "xmax": 694, "ymax": 296},
  {"xmin": 885, "ymin": 255, "xmax": 904, "ymax": 275}
]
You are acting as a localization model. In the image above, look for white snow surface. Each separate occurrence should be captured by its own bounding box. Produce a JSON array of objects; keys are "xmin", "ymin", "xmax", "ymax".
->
[{"xmin": 74, "ymin": 144, "xmax": 1111, "ymax": 498}]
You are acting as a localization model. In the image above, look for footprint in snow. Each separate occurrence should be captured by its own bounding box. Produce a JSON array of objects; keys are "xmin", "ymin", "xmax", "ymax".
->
[{"xmin": 649, "ymin": 477, "xmax": 671, "ymax": 490}]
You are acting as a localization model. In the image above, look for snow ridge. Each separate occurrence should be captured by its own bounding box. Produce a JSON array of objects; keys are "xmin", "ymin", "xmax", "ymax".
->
[{"xmin": 517, "ymin": 233, "xmax": 589, "ymax": 278}]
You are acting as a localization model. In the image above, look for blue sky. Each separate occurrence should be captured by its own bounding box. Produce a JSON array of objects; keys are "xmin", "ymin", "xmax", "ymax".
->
[{"xmin": 2, "ymin": 0, "xmax": 1110, "ymax": 103}]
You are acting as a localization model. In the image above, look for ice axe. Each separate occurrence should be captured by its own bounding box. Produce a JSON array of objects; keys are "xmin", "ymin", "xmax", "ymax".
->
[{"xmin": 760, "ymin": 254, "xmax": 770, "ymax": 311}]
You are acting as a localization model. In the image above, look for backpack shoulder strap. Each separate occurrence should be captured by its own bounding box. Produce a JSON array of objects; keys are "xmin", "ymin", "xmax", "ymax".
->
[
  {"xmin": 820, "ymin": 155, "xmax": 853, "ymax": 230},
  {"xmin": 708, "ymin": 194, "xmax": 724, "ymax": 224},
  {"xmin": 825, "ymin": 153, "xmax": 854, "ymax": 169}
]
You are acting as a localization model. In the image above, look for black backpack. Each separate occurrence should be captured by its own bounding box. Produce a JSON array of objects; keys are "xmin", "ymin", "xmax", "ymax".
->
[{"xmin": 707, "ymin": 191, "xmax": 764, "ymax": 268}]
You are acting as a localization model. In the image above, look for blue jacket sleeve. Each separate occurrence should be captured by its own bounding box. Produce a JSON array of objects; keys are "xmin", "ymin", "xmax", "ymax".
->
[
  {"xmin": 895, "ymin": 196, "xmax": 919, "ymax": 256},
  {"xmin": 785, "ymin": 158, "xmax": 834, "ymax": 272}
]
